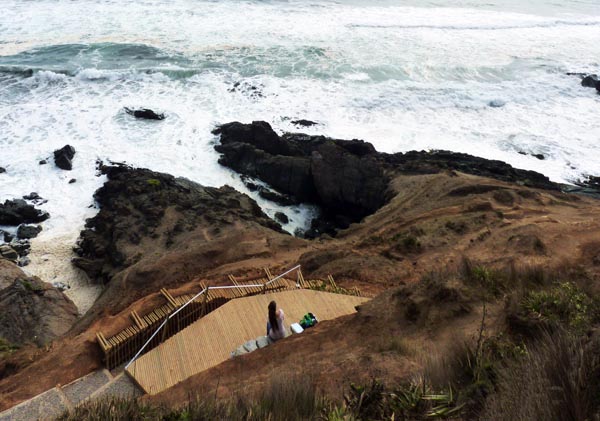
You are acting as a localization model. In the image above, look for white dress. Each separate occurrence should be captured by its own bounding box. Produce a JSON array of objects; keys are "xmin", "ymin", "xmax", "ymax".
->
[{"xmin": 268, "ymin": 309, "xmax": 287, "ymax": 341}]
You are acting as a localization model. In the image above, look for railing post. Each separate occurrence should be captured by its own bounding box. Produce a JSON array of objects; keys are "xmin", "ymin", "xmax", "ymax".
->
[
  {"xmin": 160, "ymin": 316, "xmax": 169, "ymax": 343},
  {"xmin": 201, "ymin": 287, "xmax": 209, "ymax": 317}
]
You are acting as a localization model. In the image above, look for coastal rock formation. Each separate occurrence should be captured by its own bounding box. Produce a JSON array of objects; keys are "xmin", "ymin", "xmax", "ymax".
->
[
  {"xmin": 214, "ymin": 121, "xmax": 390, "ymax": 224},
  {"xmin": 274, "ymin": 212, "xmax": 289, "ymax": 224},
  {"xmin": 213, "ymin": 121, "xmax": 558, "ymax": 234},
  {"xmin": 518, "ymin": 151, "xmax": 545, "ymax": 160},
  {"xmin": 124, "ymin": 107, "xmax": 165, "ymax": 120},
  {"xmin": 383, "ymin": 150, "xmax": 557, "ymax": 189},
  {"xmin": 22, "ymin": 192, "xmax": 46, "ymax": 205},
  {"xmin": 0, "ymin": 262, "xmax": 78, "ymax": 347},
  {"xmin": 581, "ymin": 74, "xmax": 599, "ymax": 88},
  {"xmin": 0, "ymin": 199, "xmax": 49, "ymax": 225},
  {"xmin": 228, "ymin": 81, "xmax": 264, "ymax": 99},
  {"xmin": 74, "ymin": 164, "xmax": 283, "ymax": 285},
  {"xmin": 488, "ymin": 99, "xmax": 506, "ymax": 108},
  {"xmin": 53, "ymin": 145, "xmax": 76, "ymax": 171},
  {"xmin": 16, "ymin": 225, "xmax": 42, "ymax": 240},
  {"xmin": 0, "ymin": 245, "xmax": 18, "ymax": 262},
  {"xmin": 291, "ymin": 119, "xmax": 319, "ymax": 127}
]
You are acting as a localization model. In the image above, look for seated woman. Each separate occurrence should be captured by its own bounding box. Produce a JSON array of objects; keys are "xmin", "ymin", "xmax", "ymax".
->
[{"xmin": 267, "ymin": 300, "xmax": 286, "ymax": 341}]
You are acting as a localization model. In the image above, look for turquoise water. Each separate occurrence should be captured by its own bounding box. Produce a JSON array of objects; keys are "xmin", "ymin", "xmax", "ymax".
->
[{"xmin": 0, "ymin": 0, "xmax": 599, "ymax": 238}]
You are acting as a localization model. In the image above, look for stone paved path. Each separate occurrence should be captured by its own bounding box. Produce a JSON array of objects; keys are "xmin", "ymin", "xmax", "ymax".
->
[{"xmin": 0, "ymin": 369, "xmax": 142, "ymax": 420}]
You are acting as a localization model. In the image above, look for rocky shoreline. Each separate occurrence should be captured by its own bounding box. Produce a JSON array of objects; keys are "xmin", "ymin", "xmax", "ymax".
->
[
  {"xmin": 73, "ymin": 163, "xmax": 283, "ymax": 285},
  {"xmin": 2, "ymin": 122, "xmax": 600, "ymax": 413},
  {"xmin": 213, "ymin": 120, "xmax": 563, "ymax": 236}
]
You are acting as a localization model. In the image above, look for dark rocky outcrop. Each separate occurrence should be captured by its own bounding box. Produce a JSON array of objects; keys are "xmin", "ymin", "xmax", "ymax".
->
[
  {"xmin": 258, "ymin": 188, "xmax": 297, "ymax": 206},
  {"xmin": 1, "ymin": 239, "xmax": 31, "ymax": 266},
  {"xmin": 54, "ymin": 145, "xmax": 76, "ymax": 171},
  {"xmin": 213, "ymin": 121, "xmax": 559, "ymax": 235},
  {"xmin": 584, "ymin": 176, "xmax": 600, "ymax": 190},
  {"xmin": 73, "ymin": 164, "xmax": 283, "ymax": 283},
  {"xmin": 9, "ymin": 240, "xmax": 30, "ymax": 257},
  {"xmin": 17, "ymin": 256, "xmax": 30, "ymax": 267},
  {"xmin": 0, "ymin": 167, "xmax": 5, "ymax": 174},
  {"xmin": 291, "ymin": 119, "xmax": 319, "ymax": 127},
  {"xmin": 124, "ymin": 107, "xmax": 165, "ymax": 120},
  {"xmin": 274, "ymin": 212, "xmax": 289, "ymax": 224},
  {"xmin": 581, "ymin": 74, "xmax": 599, "ymax": 88},
  {"xmin": 0, "ymin": 199, "xmax": 49, "ymax": 225},
  {"xmin": 22, "ymin": 193, "xmax": 47, "ymax": 205},
  {"xmin": 228, "ymin": 81, "xmax": 264, "ymax": 99},
  {"xmin": 213, "ymin": 121, "xmax": 390, "ymax": 224},
  {"xmin": 488, "ymin": 100, "xmax": 506, "ymax": 108},
  {"xmin": 570, "ymin": 175, "xmax": 600, "ymax": 198},
  {"xmin": 16, "ymin": 225, "xmax": 42, "ymax": 240},
  {"xmin": 384, "ymin": 150, "xmax": 557, "ymax": 190},
  {"xmin": 518, "ymin": 151, "xmax": 546, "ymax": 161},
  {"xmin": 0, "ymin": 262, "xmax": 78, "ymax": 346},
  {"xmin": 0, "ymin": 245, "xmax": 18, "ymax": 262},
  {"xmin": 22, "ymin": 192, "xmax": 40, "ymax": 201}
]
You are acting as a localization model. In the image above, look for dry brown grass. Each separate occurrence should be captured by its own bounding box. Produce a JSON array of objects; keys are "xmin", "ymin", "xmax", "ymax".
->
[
  {"xmin": 57, "ymin": 372, "xmax": 324, "ymax": 421},
  {"xmin": 481, "ymin": 330, "xmax": 600, "ymax": 421}
]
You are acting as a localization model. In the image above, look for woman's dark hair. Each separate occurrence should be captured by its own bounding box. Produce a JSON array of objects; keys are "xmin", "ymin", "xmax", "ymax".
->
[{"xmin": 268, "ymin": 301, "xmax": 279, "ymax": 332}]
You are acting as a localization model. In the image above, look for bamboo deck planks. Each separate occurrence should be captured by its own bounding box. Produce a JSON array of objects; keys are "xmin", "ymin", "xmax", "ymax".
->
[{"xmin": 127, "ymin": 289, "xmax": 369, "ymax": 394}]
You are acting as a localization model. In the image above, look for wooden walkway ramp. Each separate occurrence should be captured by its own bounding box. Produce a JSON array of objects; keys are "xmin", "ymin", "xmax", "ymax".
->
[{"xmin": 126, "ymin": 289, "xmax": 369, "ymax": 394}]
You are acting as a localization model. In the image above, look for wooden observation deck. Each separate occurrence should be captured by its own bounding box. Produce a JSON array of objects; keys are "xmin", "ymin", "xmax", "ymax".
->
[{"xmin": 126, "ymin": 289, "xmax": 369, "ymax": 394}]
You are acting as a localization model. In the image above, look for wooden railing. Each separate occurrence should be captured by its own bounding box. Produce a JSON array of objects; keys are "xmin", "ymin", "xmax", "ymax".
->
[{"xmin": 96, "ymin": 267, "xmax": 360, "ymax": 370}]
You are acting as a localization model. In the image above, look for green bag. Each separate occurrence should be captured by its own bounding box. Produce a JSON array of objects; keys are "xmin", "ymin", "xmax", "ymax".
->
[{"xmin": 300, "ymin": 312, "xmax": 318, "ymax": 329}]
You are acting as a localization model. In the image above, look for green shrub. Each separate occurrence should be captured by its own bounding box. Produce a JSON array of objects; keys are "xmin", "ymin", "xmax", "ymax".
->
[
  {"xmin": 445, "ymin": 220, "xmax": 467, "ymax": 234},
  {"xmin": 460, "ymin": 259, "xmax": 504, "ymax": 297},
  {"xmin": 337, "ymin": 378, "xmax": 466, "ymax": 420},
  {"xmin": 522, "ymin": 282, "xmax": 593, "ymax": 333},
  {"xmin": 392, "ymin": 233, "xmax": 422, "ymax": 253},
  {"xmin": 20, "ymin": 279, "xmax": 43, "ymax": 292},
  {"xmin": 0, "ymin": 337, "xmax": 19, "ymax": 356},
  {"xmin": 147, "ymin": 178, "xmax": 161, "ymax": 187}
]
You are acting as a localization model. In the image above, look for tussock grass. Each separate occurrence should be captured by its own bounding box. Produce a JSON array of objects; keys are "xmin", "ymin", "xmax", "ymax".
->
[
  {"xmin": 57, "ymin": 373, "xmax": 323, "ymax": 421},
  {"xmin": 376, "ymin": 336, "xmax": 412, "ymax": 355},
  {"xmin": 481, "ymin": 330, "xmax": 600, "ymax": 421}
]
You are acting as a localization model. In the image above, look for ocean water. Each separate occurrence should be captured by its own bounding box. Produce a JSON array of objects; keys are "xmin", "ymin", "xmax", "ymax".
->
[{"xmin": 1, "ymin": 0, "xmax": 600, "ymax": 240}]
